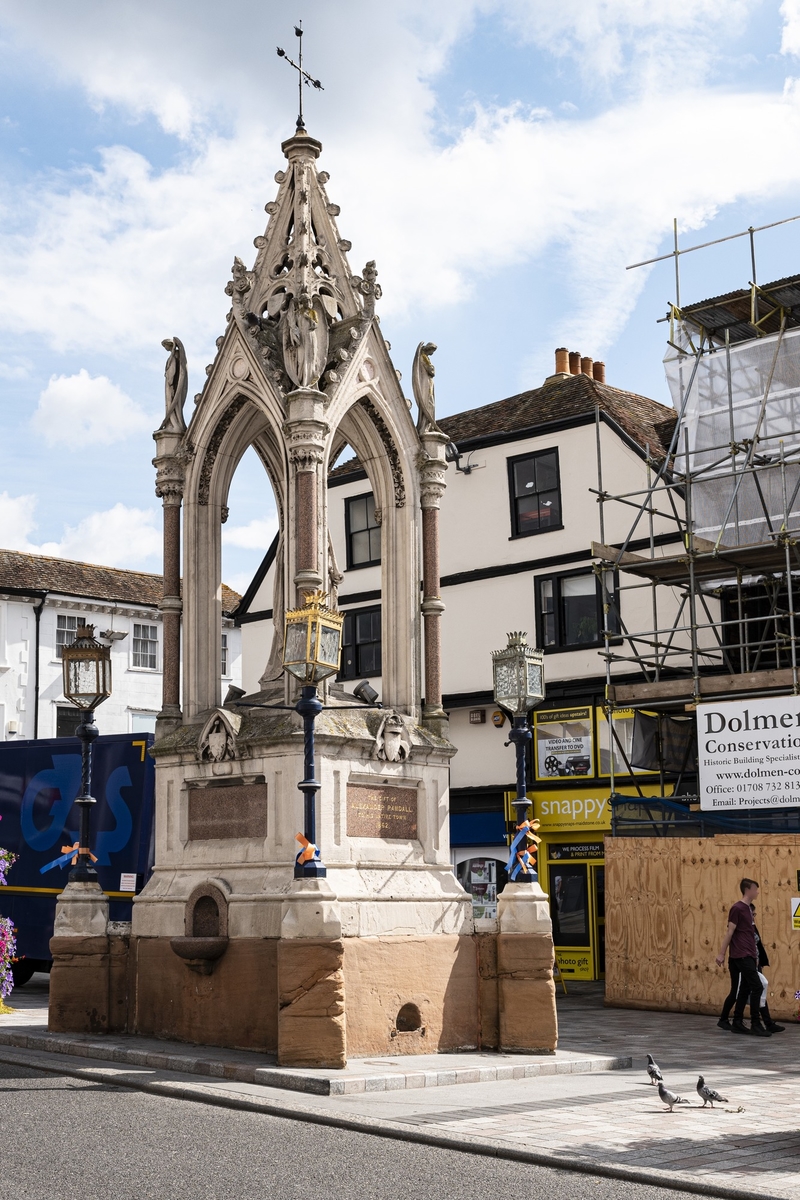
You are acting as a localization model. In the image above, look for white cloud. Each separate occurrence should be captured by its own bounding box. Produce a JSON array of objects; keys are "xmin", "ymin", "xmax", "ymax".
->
[
  {"xmin": 32, "ymin": 368, "xmax": 151, "ymax": 447},
  {"xmin": 35, "ymin": 503, "xmax": 161, "ymax": 568},
  {"xmin": 0, "ymin": 491, "xmax": 38, "ymax": 550},
  {"xmin": 0, "ymin": 1, "xmax": 789, "ymax": 390},
  {"xmin": 222, "ymin": 516, "xmax": 279, "ymax": 552},
  {"xmin": 782, "ymin": 0, "xmax": 800, "ymax": 56},
  {"xmin": 0, "ymin": 491, "xmax": 161, "ymax": 568}
]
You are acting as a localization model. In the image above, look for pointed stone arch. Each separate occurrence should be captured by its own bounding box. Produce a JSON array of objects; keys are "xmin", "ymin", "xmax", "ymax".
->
[{"xmin": 183, "ymin": 381, "xmax": 288, "ymax": 718}]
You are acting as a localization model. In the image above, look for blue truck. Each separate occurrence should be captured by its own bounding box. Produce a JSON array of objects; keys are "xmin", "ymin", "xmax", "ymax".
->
[{"xmin": 0, "ymin": 732, "xmax": 155, "ymax": 985}]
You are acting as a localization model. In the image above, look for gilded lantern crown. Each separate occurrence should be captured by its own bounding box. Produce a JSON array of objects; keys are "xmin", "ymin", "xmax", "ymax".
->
[
  {"xmin": 491, "ymin": 631, "xmax": 545, "ymax": 716},
  {"xmin": 283, "ymin": 590, "xmax": 345, "ymax": 684},
  {"xmin": 61, "ymin": 624, "xmax": 113, "ymax": 711}
]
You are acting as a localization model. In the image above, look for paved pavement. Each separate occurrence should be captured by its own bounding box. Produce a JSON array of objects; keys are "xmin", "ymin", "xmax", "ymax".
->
[
  {"xmin": 3, "ymin": 975, "xmax": 800, "ymax": 1198},
  {"xmin": 0, "ymin": 1058, "xmax": 703, "ymax": 1200}
]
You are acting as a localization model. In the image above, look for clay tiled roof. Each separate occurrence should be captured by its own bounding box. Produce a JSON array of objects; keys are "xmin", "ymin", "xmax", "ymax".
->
[
  {"xmin": 329, "ymin": 372, "xmax": 676, "ymax": 479},
  {"xmin": 0, "ymin": 549, "xmax": 241, "ymax": 616}
]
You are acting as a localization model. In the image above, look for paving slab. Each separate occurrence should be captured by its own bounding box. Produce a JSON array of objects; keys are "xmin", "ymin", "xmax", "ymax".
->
[{"xmin": 4, "ymin": 974, "xmax": 800, "ymax": 1199}]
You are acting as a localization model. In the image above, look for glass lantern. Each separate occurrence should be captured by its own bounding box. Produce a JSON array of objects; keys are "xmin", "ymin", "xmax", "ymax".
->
[
  {"xmin": 61, "ymin": 624, "xmax": 113, "ymax": 710},
  {"xmin": 491, "ymin": 631, "xmax": 545, "ymax": 716},
  {"xmin": 283, "ymin": 591, "xmax": 345, "ymax": 684}
]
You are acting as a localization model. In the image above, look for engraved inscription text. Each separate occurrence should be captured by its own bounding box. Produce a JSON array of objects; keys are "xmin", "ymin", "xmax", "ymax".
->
[{"xmin": 346, "ymin": 783, "xmax": 417, "ymax": 839}]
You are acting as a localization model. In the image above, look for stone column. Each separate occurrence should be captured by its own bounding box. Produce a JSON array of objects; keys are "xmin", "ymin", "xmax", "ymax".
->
[
  {"xmin": 419, "ymin": 431, "xmax": 449, "ymax": 737},
  {"xmin": 49, "ymin": 880, "xmax": 110, "ymax": 1034},
  {"xmin": 285, "ymin": 393, "xmax": 329, "ymax": 603},
  {"xmin": 153, "ymin": 430, "xmax": 185, "ymax": 736},
  {"xmin": 495, "ymin": 881, "xmax": 558, "ymax": 1053}
]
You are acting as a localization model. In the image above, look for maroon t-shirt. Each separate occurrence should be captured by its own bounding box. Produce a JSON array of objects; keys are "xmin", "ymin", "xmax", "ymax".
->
[{"xmin": 728, "ymin": 900, "xmax": 757, "ymax": 960}]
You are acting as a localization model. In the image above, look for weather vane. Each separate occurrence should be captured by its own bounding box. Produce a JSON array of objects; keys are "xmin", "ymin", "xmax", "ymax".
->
[{"xmin": 277, "ymin": 21, "xmax": 323, "ymax": 132}]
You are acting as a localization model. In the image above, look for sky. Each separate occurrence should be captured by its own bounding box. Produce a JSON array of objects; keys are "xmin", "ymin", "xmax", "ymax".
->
[{"xmin": 2, "ymin": 1, "xmax": 800, "ymax": 593}]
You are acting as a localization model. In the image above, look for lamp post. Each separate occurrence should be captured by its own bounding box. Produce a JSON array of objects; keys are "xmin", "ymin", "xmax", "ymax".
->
[
  {"xmin": 282, "ymin": 591, "xmax": 344, "ymax": 879},
  {"xmin": 491, "ymin": 631, "xmax": 545, "ymax": 882},
  {"xmin": 60, "ymin": 625, "xmax": 112, "ymax": 883}
]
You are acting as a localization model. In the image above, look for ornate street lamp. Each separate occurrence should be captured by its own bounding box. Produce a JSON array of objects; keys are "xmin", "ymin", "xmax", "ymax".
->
[
  {"xmin": 283, "ymin": 591, "xmax": 344, "ymax": 878},
  {"xmin": 491, "ymin": 631, "xmax": 545, "ymax": 883},
  {"xmin": 61, "ymin": 624, "xmax": 112, "ymax": 882}
]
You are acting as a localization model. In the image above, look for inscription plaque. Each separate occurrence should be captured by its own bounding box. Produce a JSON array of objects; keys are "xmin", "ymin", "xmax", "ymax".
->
[
  {"xmin": 346, "ymin": 783, "xmax": 417, "ymax": 840},
  {"xmin": 188, "ymin": 784, "xmax": 268, "ymax": 841}
]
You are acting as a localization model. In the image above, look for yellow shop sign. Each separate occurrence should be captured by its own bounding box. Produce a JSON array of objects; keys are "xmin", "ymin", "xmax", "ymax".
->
[
  {"xmin": 535, "ymin": 787, "xmax": 611, "ymax": 832},
  {"xmin": 534, "ymin": 784, "xmax": 670, "ymax": 832}
]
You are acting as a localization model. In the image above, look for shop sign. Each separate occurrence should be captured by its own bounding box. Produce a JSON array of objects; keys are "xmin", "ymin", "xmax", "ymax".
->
[
  {"xmin": 697, "ymin": 696, "xmax": 800, "ymax": 810},
  {"xmin": 554, "ymin": 949, "xmax": 592, "ymax": 980},
  {"xmin": 534, "ymin": 784, "xmax": 669, "ymax": 832},
  {"xmin": 547, "ymin": 841, "xmax": 604, "ymax": 860},
  {"xmin": 535, "ymin": 785, "xmax": 611, "ymax": 831},
  {"xmin": 534, "ymin": 707, "xmax": 593, "ymax": 781}
]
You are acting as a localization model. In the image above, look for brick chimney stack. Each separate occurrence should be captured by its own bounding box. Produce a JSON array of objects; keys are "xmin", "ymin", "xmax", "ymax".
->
[
  {"xmin": 554, "ymin": 347, "xmax": 569, "ymax": 375},
  {"xmin": 581, "ymin": 356, "xmax": 593, "ymax": 377},
  {"xmin": 593, "ymin": 361, "xmax": 606, "ymax": 383},
  {"xmin": 568, "ymin": 351, "xmax": 581, "ymax": 375}
]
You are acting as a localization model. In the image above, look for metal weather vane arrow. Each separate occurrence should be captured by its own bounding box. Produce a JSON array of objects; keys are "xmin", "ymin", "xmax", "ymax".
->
[{"xmin": 277, "ymin": 21, "xmax": 323, "ymax": 132}]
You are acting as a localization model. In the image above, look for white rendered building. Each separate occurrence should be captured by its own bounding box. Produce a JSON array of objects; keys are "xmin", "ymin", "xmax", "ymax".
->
[
  {"xmin": 235, "ymin": 350, "xmax": 680, "ymax": 979},
  {"xmin": 0, "ymin": 550, "xmax": 241, "ymax": 740}
]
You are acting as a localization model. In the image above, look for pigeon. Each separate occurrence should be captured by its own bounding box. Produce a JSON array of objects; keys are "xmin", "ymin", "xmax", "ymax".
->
[
  {"xmin": 646, "ymin": 1054, "xmax": 663, "ymax": 1085},
  {"xmin": 658, "ymin": 1081, "xmax": 690, "ymax": 1112},
  {"xmin": 697, "ymin": 1076, "xmax": 728, "ymax": 1108}
]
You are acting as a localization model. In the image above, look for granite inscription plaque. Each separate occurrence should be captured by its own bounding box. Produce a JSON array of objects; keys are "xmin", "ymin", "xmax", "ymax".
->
[
  {"xmin": 346, "ymin": 783, "xmax": 417, "ymax": 839},
  {"xmin": 188, "ymin": 784, "xmax": 268, "ymax": 840}
]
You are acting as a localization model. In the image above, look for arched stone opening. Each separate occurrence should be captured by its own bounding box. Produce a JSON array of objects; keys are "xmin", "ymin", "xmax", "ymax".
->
[
  {"xmin": 185, "ymin": 882, "xmax": 229, "ymax": 939},
  {"xmin": 183, "ymin": 387, "xmax": 287, "ymax": 717}
]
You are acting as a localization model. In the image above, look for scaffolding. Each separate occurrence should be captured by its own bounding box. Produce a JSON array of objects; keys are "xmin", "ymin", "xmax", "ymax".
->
[{"xmin": 592, "ymin": 269, "xmax": 800, "ymax": 802}]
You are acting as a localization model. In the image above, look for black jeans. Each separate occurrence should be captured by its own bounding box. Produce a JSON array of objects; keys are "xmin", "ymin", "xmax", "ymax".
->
[
  {"xmin": 731, "ymin": 955, "xmax": 762, "ymax": 1022},
  {"xmin": 720, "ymin": 958, "xmax": 743, "ymax": 1021}
]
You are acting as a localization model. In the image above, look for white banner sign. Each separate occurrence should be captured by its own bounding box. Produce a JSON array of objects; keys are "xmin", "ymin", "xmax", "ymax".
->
[{"xmin": 698, "ymin": 696, "xmax": 800, "ymax": 810}]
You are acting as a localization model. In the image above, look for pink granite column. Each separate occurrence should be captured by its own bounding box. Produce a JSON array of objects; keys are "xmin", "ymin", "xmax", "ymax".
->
[
  {"xmin": 419, "ymin": 433, "xmax": 448, "ymax": 735},
  {"xmin": 291, "ymin": 445, "xmax": 324, "ymax": 603},
  {"xmin": 160, "ymin": 497, "xmax": 182, "ymax": 720},
  {"xmin": 152, "ymin": 438, "xmax": 185, "ymax": 734}
]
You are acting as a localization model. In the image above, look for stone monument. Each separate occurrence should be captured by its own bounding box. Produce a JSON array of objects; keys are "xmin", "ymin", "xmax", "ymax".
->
[{"xmin": 48, "ymin": 120, "xmax": 557, "ymax": 1064}]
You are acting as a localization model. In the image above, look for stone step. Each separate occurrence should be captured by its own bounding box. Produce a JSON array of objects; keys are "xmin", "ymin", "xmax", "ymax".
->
[{"xmin": 0, "ymin": 1025, "xmax": 629, "ymax": 1095}]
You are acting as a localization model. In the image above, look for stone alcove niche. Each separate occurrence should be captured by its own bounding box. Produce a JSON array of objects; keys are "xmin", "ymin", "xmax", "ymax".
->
[
  {"xmin": 391, "ymin": 1002, "xmax": 425, "ymax": 1039},
  {"xmin": 169, "ymin": 882, "xmax": 229, "ymax": 975}
]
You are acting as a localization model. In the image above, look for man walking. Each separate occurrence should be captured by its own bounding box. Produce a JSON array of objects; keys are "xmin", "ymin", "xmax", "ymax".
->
[{"xmin": 715, "ymin": 878, "xmax": 771, "ymax": 1037}]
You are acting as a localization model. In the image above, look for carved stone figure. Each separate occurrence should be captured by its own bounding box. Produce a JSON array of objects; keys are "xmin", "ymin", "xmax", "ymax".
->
[
  {"xmin": 259, "ymin": 537, "xmax": 286, "ymax": 685},
  {"xmin": 374, "ymin": 711, "xmax": 412, "ymax": 762},
  {"xmin": 159, "ymin": 337, "xmax": 188, "ymax": 434},
  {"xmin": 280, "ymin": 291, "xmax": 330, "ymax": 389},
  {"xmin": 327, "ymin": 530, "xmax": 343, "ymax": 607},
  {"xmin": 413, "ymin": 342, "xmax": 440, "ymax": 435},
  {"xmin": 198, "ymin": 710, "xmax": 241, "ymax": 762}
]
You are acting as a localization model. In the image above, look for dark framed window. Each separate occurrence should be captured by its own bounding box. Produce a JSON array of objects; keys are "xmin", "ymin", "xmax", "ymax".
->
[
  {"xmin": 56, "ymin": 707, "xmax": 79, "ymax": 738},
  {"xmin": 508, "ymin": 448, "xmax": 562, "ymax": 538},
  {"xmin": 536, "ymin": 569, "xmax": 618, "ymax": 651},
  {"xmin": 345, "ymin": 492, "xmax": 381, "ymax": 568},
  {"xmin": 339, "ymin": 606, "xmax": 381, "ymax": 679}
]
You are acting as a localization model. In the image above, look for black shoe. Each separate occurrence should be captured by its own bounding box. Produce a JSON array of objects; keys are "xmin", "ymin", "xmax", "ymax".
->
[
  {"xmin": 750, "ymin": 1022, "xmax": 772, "ymax": 1037},
  {"xmin": 717, "ymin": 1017, "xmax": 732, "ymax": 1030},
  {"xmin": 766, "ymin": 1022, "xmax": 785, "ymax": 1033},
  {"xmin": 731, "ymin": 1019, "xmax": 750, "ymax": 1034}
]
